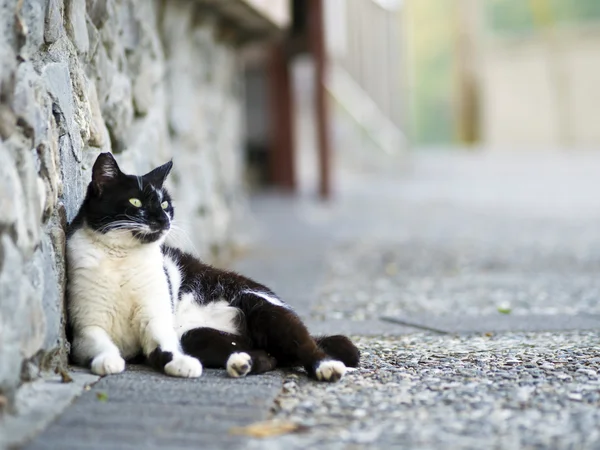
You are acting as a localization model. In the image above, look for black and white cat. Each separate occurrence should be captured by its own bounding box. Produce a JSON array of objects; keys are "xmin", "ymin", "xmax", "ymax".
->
[{"xmin": 67, "ymin": 153, "xmax": 359, "ymax": 382}]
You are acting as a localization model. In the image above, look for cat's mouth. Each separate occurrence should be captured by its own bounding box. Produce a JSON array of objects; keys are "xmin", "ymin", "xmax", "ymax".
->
[{"xmin": 132, "ymin": 226, "xmax": 169, "ymax": 243}]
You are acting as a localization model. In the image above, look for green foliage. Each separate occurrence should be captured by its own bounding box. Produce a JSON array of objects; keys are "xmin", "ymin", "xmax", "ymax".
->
[
  {"xmin": 485, "ymin": 0, "xmax": 600, "ymax": 36},
  {"xmin": 550, "ymin": 0, "xmax": 600, "ymax": 25},
  {"xmin": 486, "ymin": 0, "xmax": 535, "ymax": 36},
  {"xmin": 408, "ymin": 0, "xmax": 456, "ymax": 145}
]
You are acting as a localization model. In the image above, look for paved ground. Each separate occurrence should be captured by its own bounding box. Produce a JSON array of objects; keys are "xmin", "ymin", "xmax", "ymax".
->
[
  {"xmin": 24, "ymin": 367, "xmax": 283, "ymax": 450},
  {"xmin": 265, "ymin": 332, "xmax": 600, "ymax": 450},
  {"xmin": 20, "ymin": 152, "xmax": 600, "ymax": 449}
]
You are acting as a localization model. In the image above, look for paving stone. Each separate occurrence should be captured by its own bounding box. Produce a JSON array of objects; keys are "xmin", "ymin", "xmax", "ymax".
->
[{"xmin": 24, "ymin": 367, "xmax": 282, "ymax": 450}]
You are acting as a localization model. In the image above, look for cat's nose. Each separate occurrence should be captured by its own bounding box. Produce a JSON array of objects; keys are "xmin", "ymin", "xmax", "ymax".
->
[{"xmin": 150, "ymin": 215, "xmax": 169, "ymax": 230}]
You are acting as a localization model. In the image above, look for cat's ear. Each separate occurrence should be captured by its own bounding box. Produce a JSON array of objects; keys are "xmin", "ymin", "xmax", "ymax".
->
[
  {"xmin": 91, "ymin": 152, "xmax": 122, "ymax": 194},
  {"xmin": 144, "ymin": 160, "xmax": 173, "ymax": 187}
]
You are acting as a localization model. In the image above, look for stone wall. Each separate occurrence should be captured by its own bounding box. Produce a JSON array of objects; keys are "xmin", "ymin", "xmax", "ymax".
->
[{"xmin": 0, "ymin": 0, "xmax": 245, "ymax": 408}]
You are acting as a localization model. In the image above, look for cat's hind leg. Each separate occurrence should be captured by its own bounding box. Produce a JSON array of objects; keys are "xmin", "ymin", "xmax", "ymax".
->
[
  {"xmin": 239, "ymin": 294, "xmax": 347, "ymax": 382},
  {"xmin": 314, "ymin": 335, "xmax": 360, "ymax": 368},
  {"xmin": 180, "ymin": 327, "xmax": 277, "ymax": 378}
]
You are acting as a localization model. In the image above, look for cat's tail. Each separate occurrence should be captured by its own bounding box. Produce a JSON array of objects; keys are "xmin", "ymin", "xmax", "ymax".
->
[{"xmin": 313, "ymin": 335, "xmax": 360, "ymax": 368}]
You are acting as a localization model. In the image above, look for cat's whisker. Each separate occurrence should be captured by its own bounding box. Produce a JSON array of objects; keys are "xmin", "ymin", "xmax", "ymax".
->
[
  {"xmin": 168, "ymin": 223, "xmax": 198, "ymax": 253},
  {"xmin": 98, "ymin": 221, "xmax": 150, "ymax": 234},
  {"xmin": 121, "ymin": 214, "xmax": 147, "ymax": 224}
]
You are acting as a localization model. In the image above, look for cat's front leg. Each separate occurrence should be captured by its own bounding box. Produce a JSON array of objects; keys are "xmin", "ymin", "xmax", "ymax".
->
[
  {"xmin": 143, "ymin": 321, "xmax": 203, "ymax": 378},
  {"xmin": 138, "ymin": 297, "xmax": 202, "ymax": 378},
  {"xmin": 73, "ymin": 326, "xmax": 126, "ymax": 376}
]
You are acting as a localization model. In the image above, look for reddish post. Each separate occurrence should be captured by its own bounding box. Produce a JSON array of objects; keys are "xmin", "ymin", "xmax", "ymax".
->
[
  {"xmin": 267, "ymin": 41, "xmax": 296, "ymax": 191},
  {"xmin": 308, "ymin": 0, "xmax": 332, "ymax": 200}
]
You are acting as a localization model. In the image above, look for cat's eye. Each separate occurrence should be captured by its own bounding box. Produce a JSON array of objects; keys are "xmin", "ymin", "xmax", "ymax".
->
[
  {"xmin": 129, "ymin": 198, "xmax": 142, "ymax": 207},
  {"xmin": 161, "ymin": 201, "xmax": 169, "ymax": 210}
]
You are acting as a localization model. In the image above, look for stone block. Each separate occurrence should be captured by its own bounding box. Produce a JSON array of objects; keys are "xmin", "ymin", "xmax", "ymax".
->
[
  {"xmin": 16, "ymin": 0, "xmax": 45, "ymax": 57},
  {"xmin": 44, "ymin": 0, "xmax": 64, "ymax": 44},
  {"xmin": 86, "ymin": 0, "xmax": 111, "ymax": 29},
  {"xmin": 66, "ymin": 0, "xmax": 89, "ymax": 55},
  {"xmin": 101, "ymin": 72, "xmax": 133, "ymax": 152},
  {"xmin": 84, "ymin": 80, "xmax": 107, "ymax": 148}
]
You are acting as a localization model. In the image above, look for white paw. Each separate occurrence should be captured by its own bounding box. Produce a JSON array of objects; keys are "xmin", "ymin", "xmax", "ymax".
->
[
  {"xmin": 91, "ymin": 353, "xmax": 126, "ymax": 376},
  {"xmin": 315, "ymin": 360, "xmax": 346, "ymax": 382},
  {"xmin": 164, "ymin": 354, "xmax": 203, "ymax": 378},
  {"xmin": 227, "ymin": 352, "xmax": 252, "ymax": 378}
]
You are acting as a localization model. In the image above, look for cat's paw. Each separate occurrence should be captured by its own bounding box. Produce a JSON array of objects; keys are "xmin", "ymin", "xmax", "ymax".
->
[
  {"xmin": 91, "ymin": 353, "xmax": 126, "ymax": 376},
  {"xmin": 164, "ymin": 354, "xmax": 203, "ymax": 378},
  {"xmin": 315, "ymin": 360, "xmax": 346, "ymax": 382},
  {"xmin": 227, "ymin": 352, "xmax": 252, "ymax": 378}
]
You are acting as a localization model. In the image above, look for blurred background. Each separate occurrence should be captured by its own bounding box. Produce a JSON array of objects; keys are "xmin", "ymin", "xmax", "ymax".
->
[
  {"xmin": 240, "ymin": 0, "xmax": 600, "ymax": 197},
  {"xmin": 3, "ymin": 2, "xmax": 600, "ymax": 445}
]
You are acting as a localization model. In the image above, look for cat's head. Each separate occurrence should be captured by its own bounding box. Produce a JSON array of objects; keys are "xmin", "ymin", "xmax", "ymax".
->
[{"xmin": 82, "ymin": 152, "xmax": 174, "ymax": 244}]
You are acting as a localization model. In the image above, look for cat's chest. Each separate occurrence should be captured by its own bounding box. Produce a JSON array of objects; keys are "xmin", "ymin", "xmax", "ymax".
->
[{"xmin": 68, "ymin": 230, "xmax": 165, "ymax": 296}]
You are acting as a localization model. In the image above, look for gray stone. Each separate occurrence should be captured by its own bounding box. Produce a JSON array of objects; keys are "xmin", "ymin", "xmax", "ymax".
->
[
  {"xmin": 101, "ymin": 71, "xmax": 133, "ymax": 151},
  {"xmin": 0, "ymin": 234, "xmax": 45, "ymax": 398},
  {"xmin": 44, "ymin": 0, "xmax": 64, "ymax": 44},
  {"xmin": 84, "ymin": 79, "xmax": 107, "ymax": 148},
  {"xmin": 16, "ymin": 0, "xmax": 46, "ymax": 57},
  {"xmin": 86, "ymin": 0, "xmax": 111, "ymax": 29},
  {"xmin": 66, "ymin": 0, "xmax": 89, "ymax": 55},
  {"xmin": 131, "ymin": 54, "xmax": 160, "ymax": 116},
  {"xmin": 0, "ymin": 370, "xmax": 99, "ymax": 449},
  {"xmin": 0, "ymin": 104, "xmax": 18, "ymax": 140},
  {"xmin": 0, "ymin": 143, "xmax": 22, "ymax": 231},
  {"xmin": 13, "ymin": 64, "xmax": 39, "ymax": 133},
  {"xmin": 36, "ymin": 140, "xmax": 60, "ymax": 217},
  {"xmin": 118, "ymin": 0, "xmax": 141, "ymax": 51},
  {"xmin": 42, "ymin": 62, "xmax": 76, "ymax": 144}
]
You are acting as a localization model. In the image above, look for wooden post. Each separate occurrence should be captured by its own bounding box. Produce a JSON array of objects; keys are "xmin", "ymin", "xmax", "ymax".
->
[
  {"xmin": 454, "ymin": 0, "xmax": 480, "ymax": 145},
  {"xmin": 308, "ymin": 0, "xmax": 332, "ymax": 200},
  {"xmin": 267, "ymin": 41, "xmax": 296, "ymax": 191}
]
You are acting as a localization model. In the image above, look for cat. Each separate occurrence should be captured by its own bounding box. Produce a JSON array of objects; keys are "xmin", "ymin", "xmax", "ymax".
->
[{"xmin": 66, "ymin": 152, "xmax": 359, "ymax": 382}]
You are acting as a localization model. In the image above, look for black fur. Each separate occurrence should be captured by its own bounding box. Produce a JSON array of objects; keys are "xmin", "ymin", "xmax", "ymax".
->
[
  {"xmin": 180, "ymin": 328, "xmax": 277, "ymax": 374},
  {"xmin": 147, "ymin": 347, "xmax": 174, "ymax": 371}
]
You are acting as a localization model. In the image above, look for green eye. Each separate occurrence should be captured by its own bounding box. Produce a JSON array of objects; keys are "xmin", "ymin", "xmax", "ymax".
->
[
  {"xmin": 161, "ymin": 201, "xmax": 169, "ymax": 210},
  {"xmin": 129, "ymin": 198, "xmax": 142, "ymax": 207}
]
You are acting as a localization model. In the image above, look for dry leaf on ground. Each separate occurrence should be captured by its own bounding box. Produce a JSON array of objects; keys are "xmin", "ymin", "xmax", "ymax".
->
[{"xmin": 230, "ymin": 420, "xmax": 308, "ymax": 438}]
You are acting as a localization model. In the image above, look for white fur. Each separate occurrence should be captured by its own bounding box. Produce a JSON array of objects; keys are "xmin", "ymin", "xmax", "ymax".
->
[
  {"xmin": 315, "ymin": 360, "xmax": 346, "ymax": 382},
  {"xmin": 68, "ymin": 225, "xmax": 201, "ymax": 378},
  {"xmin": 174, "ymin": 294, "xmax": 240, "ymax": 339},
  {"xmin": 152, "ymin": 186, "xmax": 163, "ymax": 202},
  {"xmin": 91, "ymin": 353, "xmax": 126, "ymax": 376},
  {"xmin": 243, "ymin": 290, "xmax": 289, "ymax": 308},
  {"xmin": 165, "ymin": 354, "xmax": 203, "ymax": 378},
  {"xmin": 226, "ymin": 352, "xmax": 252, "ymax": 378}
]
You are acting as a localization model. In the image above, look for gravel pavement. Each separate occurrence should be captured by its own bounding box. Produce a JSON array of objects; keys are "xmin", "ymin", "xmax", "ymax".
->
[
  {"xmin": 258, "ymin": 332, "xmax": 600, "ymax": 450},
  {"xmin": 313, "ymin": 240, "xmax": 600, "ymax": 320}
]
